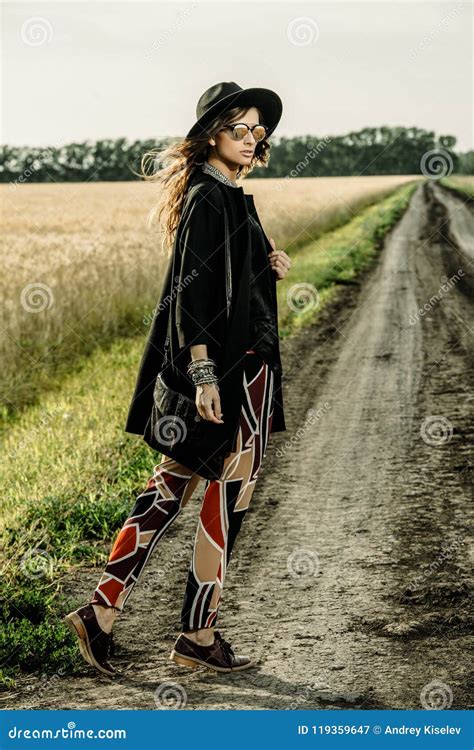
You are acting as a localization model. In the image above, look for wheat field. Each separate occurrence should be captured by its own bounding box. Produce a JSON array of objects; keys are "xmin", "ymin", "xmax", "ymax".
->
[{"xmin": 1, "ymin": 175, "xmax": 420, "ymax": 418}]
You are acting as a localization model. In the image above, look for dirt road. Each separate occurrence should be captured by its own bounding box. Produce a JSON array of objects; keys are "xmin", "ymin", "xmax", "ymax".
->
[{"xmin": 5, "ymin": 181, "xmax": 473, "ymax": 710}]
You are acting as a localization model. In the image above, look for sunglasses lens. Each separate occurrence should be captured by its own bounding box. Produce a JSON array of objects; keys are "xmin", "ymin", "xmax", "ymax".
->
[
  {"xmin": 228, "ymin": 124, "xmax": 267, "ymax": 141},
  {"xmin": 252, "ymin": 126, "xmax": 266, "ymax": 142},
  {"xmin": 231, "ymin": 125, "xmax": 249, "ymax": 140}
]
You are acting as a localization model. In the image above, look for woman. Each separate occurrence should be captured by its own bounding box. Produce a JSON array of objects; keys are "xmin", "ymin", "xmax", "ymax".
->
[{"xmin": 65, "ymin": 81, "xmax": 292, "ymax": 677}]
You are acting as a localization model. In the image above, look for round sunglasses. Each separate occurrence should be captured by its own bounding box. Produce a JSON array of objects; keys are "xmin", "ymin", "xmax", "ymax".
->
[{"xmin": 219, "ymin": 123, "xmax": 267, "ymax": 143}]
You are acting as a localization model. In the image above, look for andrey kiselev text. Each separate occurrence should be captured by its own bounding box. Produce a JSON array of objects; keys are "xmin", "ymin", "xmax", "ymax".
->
[{"xmin": 297, "ymin": 723, "xmax": 462, "ymax": 737}]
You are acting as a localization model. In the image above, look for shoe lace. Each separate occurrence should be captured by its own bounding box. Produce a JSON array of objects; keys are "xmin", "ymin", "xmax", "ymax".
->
[{"xmin": 215, "ymin": 632, "xmax": 234, "ymax": 663}]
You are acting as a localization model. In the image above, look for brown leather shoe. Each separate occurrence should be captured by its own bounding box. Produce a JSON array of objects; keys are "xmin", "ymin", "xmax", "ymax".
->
[
  {"xmin": 64, "ymin": 604, "xmax": 118, "ymax": 677},
  {"xmin": 169, "ymin": 630, "xmax": 253, "ymax": 672}
]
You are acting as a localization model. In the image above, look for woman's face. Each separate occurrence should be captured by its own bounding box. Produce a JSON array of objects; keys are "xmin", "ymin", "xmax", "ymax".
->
[{"xmin": 209, "ymin": 107, "xmax": 261, "ymax": 167}]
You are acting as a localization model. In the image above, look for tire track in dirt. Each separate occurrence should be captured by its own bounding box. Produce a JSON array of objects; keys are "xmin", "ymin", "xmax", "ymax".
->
[{"xmin": 5, "ymin": 182, "xmax": 472, "ymax": 711}]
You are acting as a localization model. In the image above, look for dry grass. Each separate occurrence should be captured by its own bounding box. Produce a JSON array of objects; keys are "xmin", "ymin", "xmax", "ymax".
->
[{"xmin": 0, "ymin": 175, "xmax": 420, "ymax": 420}]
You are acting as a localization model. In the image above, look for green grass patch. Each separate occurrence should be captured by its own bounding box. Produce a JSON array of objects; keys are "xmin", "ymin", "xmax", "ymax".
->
[
  {"xmin": 0, "ymin": 579, "xmax": 83, "ymax": 688},
  {"xmin": 0, "ymin": 337, "xmax": 158, "ymax": 688},
  {"xmin": 439, "ymin": 176, "xmax": 474, "ymax": 200}
]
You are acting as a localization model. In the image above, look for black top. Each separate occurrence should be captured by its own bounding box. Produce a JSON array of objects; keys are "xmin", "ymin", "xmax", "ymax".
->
[{"xmin": 247, "ymin": 213, "xmax": 280, "ymax": 371}]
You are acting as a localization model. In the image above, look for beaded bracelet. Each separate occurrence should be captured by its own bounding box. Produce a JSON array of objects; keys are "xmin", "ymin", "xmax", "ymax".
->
[{"xmin": 187, "ymin": 357, "xmax": 219, "ymax": 388}]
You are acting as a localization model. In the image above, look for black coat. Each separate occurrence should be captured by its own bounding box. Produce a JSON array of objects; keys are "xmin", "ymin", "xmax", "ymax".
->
[{"xmin": 124, "ymin": 168, "xmax": 287, "ymax": 479}]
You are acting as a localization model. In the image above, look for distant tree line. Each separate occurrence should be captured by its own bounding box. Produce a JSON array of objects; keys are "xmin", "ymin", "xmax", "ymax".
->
[{"xmin": 0, "ymin": 127, "xmax": 472, "ymax": 184}]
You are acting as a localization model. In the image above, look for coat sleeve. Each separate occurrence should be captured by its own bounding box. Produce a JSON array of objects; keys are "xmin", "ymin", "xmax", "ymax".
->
[{"xmin": 176, "ymin": 184, "xmax": 224, "ymax": 349}]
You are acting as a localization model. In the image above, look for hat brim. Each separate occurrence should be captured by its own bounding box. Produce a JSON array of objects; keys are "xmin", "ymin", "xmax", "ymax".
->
[{"xmin": 186, "ymin": 87, "xmax": 282, "ymax": 140}]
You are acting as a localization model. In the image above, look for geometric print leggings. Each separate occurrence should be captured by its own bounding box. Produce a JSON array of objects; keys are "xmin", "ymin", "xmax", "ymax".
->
[{"xmin": 89, "ymin": 350, "xmax": 275, "ymax": 632}]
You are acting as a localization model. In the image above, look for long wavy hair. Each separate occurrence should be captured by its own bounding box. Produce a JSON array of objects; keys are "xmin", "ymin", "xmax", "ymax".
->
[{"xmin": 138, "ymin": 105, "xmax": 270, "ymax": 256}]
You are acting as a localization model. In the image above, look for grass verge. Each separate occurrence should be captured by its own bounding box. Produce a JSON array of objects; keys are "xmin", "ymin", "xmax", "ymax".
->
[{"xmin": 439, "ymin": 176, "xmax": 474, "ymax": 201}]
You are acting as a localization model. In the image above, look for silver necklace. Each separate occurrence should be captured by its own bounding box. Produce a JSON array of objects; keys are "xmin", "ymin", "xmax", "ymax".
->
[{"xmin": 202, "ymin": 161, "xmax": 239, "ymax": 188}]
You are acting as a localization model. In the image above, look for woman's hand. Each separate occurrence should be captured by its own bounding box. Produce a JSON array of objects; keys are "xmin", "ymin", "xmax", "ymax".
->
[
  {"xmin": 268, "ymin": 238, "xmax": 291, "ymax": 280},
  {"xmin": 196, "ymin": 383, "xmax": 224, "ymax": 424}
]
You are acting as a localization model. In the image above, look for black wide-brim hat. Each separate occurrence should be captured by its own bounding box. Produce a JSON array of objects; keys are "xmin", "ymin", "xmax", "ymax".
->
[{"xmin": 186, "ymin": 81, "xmax": 282, "ymax": 140}]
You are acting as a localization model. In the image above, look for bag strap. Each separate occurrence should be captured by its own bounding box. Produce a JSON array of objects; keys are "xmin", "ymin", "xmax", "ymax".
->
[{"xmin": 223, "ymin": 206, "xmax": 232, "ymax": 321}]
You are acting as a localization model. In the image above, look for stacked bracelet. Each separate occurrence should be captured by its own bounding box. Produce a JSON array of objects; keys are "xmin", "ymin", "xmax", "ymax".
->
[{"xmin": 187, "ymin": 357, "xmax": 219, "ymax": 388}]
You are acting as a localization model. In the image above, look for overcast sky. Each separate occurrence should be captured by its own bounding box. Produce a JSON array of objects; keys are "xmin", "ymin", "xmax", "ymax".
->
[{"xmin": 2, "ymin": 1, "xmax": 472, "ymax": 151}]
